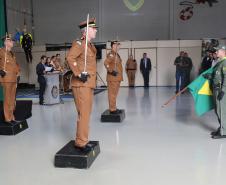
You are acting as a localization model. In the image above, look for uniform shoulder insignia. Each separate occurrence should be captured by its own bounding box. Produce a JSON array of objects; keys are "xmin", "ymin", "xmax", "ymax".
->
[
  {"xmin": 108, "ymin": 52, "xmax": 114, "ymax": 57},
  {"xmin": 76, "ymin": 40, "xmax": 82, "ymax": 45}
]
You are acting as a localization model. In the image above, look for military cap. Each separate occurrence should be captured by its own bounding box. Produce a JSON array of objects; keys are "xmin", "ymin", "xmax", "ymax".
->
[
  {"xmin": 1, "ymin": 33, "xmax": 14, "ymax": 41},
  {"xmin": 214, "ymin": 45, "xmax": 226, "ymax": 50},
  {"xmin": 79, "ymin": 18, "xmax": 98, "ymax": 30},
  {"xmin": 110, "ymin": 40, "xmax": 121, "ymax": 47}
]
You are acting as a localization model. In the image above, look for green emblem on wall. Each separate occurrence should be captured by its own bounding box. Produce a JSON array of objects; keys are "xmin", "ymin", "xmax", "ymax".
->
[{"xmin": 123, "ymin": 0, "xmax": 144, "ymax": 12}]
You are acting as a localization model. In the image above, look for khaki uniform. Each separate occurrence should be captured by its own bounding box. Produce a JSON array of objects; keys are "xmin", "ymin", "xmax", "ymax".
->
[
  {"xmin": 67, "ymin": 39, "xmax": 96, "ymax": 147},
  {"xmin": 104, "ymin": 50, "xmax": 123, "ymax": 111},
  {"xmin": 0, "ymin": 48, "xmax": 20, "ymax": 122},
  {"xmin": 54, "ymin": 58, "xmax": 63, "ymax": 72},
  {"xmin": 126, "ymin": 59, "xmax": 137, "ymax": 86}
]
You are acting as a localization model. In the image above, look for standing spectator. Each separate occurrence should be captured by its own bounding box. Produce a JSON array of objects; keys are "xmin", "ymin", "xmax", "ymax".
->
[
  {"xmin": 55, "ymin": 53, "xmax": 63, "ymax": 71},
  {"xmin": 140, "ymin": 53, "xmax": 152, "ymax": 88},
  {"xmin": 184, "ymin": 52, "xmax": 193, "ymax": 86},
  {"xmin": 36, "ymin": 55, "xmax": 46, "ymax": 105},
  {"xmin": 211, "ymin": 52, "xmax": 218, "ymax": 67},
  {"xmin": 50, "ymin": 56, "xmax": 57, "ymax": 69},
  {"xmin": 45, "ymin": 57, "xmax": 54, "ymax": 72},
  {"xmin": 199, "ymin": 50, "xmax": 212, "ymax": 74},
  {"xmin": 126, "ymin": 54, "xmax": 137, "ymax": 87},
  {"xmin": 174, "ymin": 51, "xmax": 187, "ymax": 93}
]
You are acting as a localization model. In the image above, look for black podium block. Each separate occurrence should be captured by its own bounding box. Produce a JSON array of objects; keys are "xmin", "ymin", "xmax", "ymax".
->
[
  {"xmin": 0, "ymin": 120, "xmax": 28, "ymax": 135},
  {"xmin": 101, "ymin": 109, "xmax": 125, "ymax": 122},
  {"xmin": 0, "ymin": 101, "xmax": 32, "ymax": 122},
  {"xmin": 54, "ymin": 140, "xmax": 100, "ymax": 169}
]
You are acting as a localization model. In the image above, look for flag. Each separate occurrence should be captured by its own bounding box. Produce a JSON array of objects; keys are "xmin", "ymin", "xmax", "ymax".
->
[{"xmin": 188, "ymin": 68, "xmax": 214, "ymax": 116}]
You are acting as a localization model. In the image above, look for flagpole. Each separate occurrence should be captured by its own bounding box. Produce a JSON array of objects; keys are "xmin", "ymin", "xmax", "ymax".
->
[{"xmin": 161, "ymin": 86, "xmax": 188, "ymax": 108}]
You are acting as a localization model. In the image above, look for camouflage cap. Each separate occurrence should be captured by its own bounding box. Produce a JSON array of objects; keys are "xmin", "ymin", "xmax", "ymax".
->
[{"xmin": 214, "ymin": 45, "xmax": 226, "ymax": 50}]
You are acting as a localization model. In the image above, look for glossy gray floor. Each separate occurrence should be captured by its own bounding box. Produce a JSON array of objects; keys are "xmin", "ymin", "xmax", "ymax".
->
[{"xmin": 1, "ymin": 87, "xmax": 226, "ymax": 185}]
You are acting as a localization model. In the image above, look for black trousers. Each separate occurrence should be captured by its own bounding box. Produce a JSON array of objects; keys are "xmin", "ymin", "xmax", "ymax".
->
[
  {"xmin": 38, "ymin": 76, "xmax": 46, "ymax": 104},
  {"xmin": 142, "ymin": 71, "xmax": 150, "ymax": 87},
  {"xmin": 24, "ymin": 48, "xmax": 33, "ymax": 63}
]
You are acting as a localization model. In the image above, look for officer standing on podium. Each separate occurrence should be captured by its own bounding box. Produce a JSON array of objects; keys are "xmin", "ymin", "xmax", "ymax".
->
[
  {"xmin": 0, "ymin": 34, "xmax": 20, "ymax": 123},
  {"xmin": 67, "ymin": 17, "xmax": 98, "ymax": 151},
  {"xmin": 104, "ymin": 40, "xmax": 123, "ymax": 114}
]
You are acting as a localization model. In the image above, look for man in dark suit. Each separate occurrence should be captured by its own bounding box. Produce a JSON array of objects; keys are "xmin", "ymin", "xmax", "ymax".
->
[
  {"xmin": 140, "ymin": 53, "xmax": 152, "ymax": 88},
  {"xmin": 199, "ymin": 50, "xmax": 213, "ymax": 74},
  {"xmin": 36, "ymin": 55, "xmax": 46, "ymax": 105}
]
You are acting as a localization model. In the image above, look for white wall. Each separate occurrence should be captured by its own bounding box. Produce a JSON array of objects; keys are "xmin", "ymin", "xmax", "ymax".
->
[
  {"xmin": 173, "ymin": 0, "xmax": 226, "ymax": 39},
  {"xmin": 6, "ymin": 1, "xmax": 226, "ymax": 44},
  {"xmin": 29, "ymin": 0, "xmax": 226, "ymax": 44},
  {"xmin": 14, "ymin": 40, "xmax": 201, "ymax": 87},
  {"xmin": 97, "ymin": 40, "xmax": 202, "ymax": 87}
]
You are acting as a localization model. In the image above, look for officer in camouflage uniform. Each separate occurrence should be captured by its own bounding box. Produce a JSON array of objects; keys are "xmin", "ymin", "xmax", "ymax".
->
[{"xmin": 205, "ymin": 45, "xmax": 226, "ymax": 138}]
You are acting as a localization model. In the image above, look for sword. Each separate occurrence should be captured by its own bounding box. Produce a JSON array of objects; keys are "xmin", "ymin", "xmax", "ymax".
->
[
  {"xmin": 83, "ymin": 13, "xmax": 89, "ymax": 73},
  {"xmin": 114, "ymin": 36, "xmax": 119, "ymax": 72},
  {"xmin": 219, "ymin": 83, "xmax": 223, "ymax": 136},
  {"xmin": 3, "ymin": 32, "xmax": 7, "ymax": 72}
]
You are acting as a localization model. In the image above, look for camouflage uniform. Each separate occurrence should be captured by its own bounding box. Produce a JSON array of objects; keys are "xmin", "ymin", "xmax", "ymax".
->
[{"xmin": 211, "ymin": 57, "xmax": 226, "ymax": 137}]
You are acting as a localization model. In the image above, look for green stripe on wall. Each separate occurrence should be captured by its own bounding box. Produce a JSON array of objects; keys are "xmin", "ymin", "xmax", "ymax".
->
[
  {"xmin": 0, "ymin": 0, "xmax": 6, "ymax": 47},
  {"xmin": 0, "ymin": 0, "xmax": 6, "ymax": 100}
]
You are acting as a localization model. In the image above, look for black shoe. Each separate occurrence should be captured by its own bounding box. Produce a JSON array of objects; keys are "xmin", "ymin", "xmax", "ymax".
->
[
  {"xmin": 110, "ymin": 109, "xmax": 121, "ymax": 114},
  {"xmin": 110, "ymin": 110, "xmax": 118, "ymax": 114},
  {"xmin": 211, "ymin": 127, "xmax": 220, "ymax": 136},
  {"xmin": 212, "ymin": 132, "xmax": 222, "ymax": 139},
  {"xmin": 5, "ymin": 120, "xmax": 15, "ymax": 125},
  {"xmin": 74, "ymin": 143, "xmax": 94, "ymax": 153},
  {"xmin": 12, "ymin": 120, "xmax": 21, "ymax": 123}
]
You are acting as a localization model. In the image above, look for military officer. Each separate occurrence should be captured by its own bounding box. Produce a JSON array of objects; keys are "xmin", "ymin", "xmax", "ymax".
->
[
  {"xmin": 0, "ymin": 34, "xmax": 20, "ymax": 123},
  {"xmin": 126, "ymin": 54, "xmax": 137, "ymax": 87},
  {"xmin": 204, "ymin": 45, "xmax": 226, "ymax": 138},
  {"xmin": 211, "ymin": 46, "xmax": 226, "ymax": 138},
  {"xmin": 67, "ymin": 18, "xmax": 98, "ymax": 151},
  {"xmin": 104, "ymin": 40, "xmax": 123, "ymax": 114}
]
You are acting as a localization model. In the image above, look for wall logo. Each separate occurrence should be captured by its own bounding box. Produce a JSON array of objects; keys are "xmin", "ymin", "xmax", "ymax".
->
[
  {"xmin": 51, "ymin": 85, "xmax": 59, "ymax": 99},
  {"xmin": 123, "ymin": 0, "xmax": 144, "ymax": 12}
]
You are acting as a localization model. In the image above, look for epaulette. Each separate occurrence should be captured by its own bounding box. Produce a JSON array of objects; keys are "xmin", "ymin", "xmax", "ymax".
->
[
  {"xmin": 108, "ymin": 51, "xmax": 114, "ymax": 58},
  {"xmin": 76, "ymin": 40, "xmax": 82, "ymax": 45}
]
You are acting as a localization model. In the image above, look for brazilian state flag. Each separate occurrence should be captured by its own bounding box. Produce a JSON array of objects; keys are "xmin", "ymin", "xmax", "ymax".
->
[{"xmin": 188, "ymin": 68, "xmax": 214, "ymax": 116}]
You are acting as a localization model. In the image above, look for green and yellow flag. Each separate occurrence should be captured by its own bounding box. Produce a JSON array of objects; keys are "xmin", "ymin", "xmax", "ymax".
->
[{"xmin": 188, "ymin": 68, "xmax": 214, "ymax": 116}]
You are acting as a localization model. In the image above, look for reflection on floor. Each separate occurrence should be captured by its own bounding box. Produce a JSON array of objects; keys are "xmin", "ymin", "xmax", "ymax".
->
[
  {"xmin": 1, "ymin": 87, "xmax": 225, "ymax": 185},
  {"xmin": 16, "ymin": 87, "xmax": 106, "ymax": 103}
]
